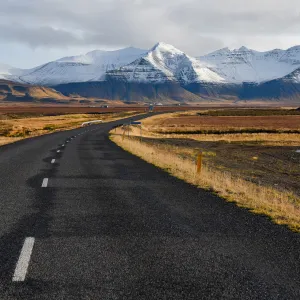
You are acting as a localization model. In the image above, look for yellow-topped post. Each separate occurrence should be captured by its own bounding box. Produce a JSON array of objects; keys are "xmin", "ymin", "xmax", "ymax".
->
[{"xmin": 196, "ymin": 152, "xmax": 202, "ymax": 174}]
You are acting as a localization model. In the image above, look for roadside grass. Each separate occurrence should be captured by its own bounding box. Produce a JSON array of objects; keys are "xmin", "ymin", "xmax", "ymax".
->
[
  {"xmin": 142, "ymin": 108, "xmax": 300, "ymax": 125},
  {"xmin": 176, "ymin": 133, "xmax": 300, "ymax": 146},
  {"xmin": 110, "ymin": 132, "xmax": 300, "ymax": 232},
  {"xmin": 43, "ymin": 124, "xmax": 59, "ymax": 131},
  {"xmin": 144, "ymin": 111, "xmax": 300, "ymax": 136},
  {"xmin": 197, "ymin": 108, "xmax": 300, "ymax": 116},
  {"xmin": 0, "ymin": 111, "xmax": 141, "ymax": 146},
  {"xmin": 142, "ymin": 110, "xmax": 300, "ymax": 146},
  {"xmin": 153, "ymin": 128, "xmax": 300, "ymax": 135},
  {"xmin": 0, "ymin": 136, "xmax": 23, "ymax": 146},
  {"xmin": 161, "ymin": 108, "xmax": 300, "ymax": 118},
  {"xmin": 127, "ymin": 121, "xmax": 300, "ymax": 147},
  {"xmin": 110, "ymin": 109, "xmax": 300, "ymax": 233}
]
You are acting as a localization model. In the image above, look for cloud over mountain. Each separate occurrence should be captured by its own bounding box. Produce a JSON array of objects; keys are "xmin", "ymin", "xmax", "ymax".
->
[{"xmin": 1, "ymin": 0, "xmax": 300, "ymax": 59}]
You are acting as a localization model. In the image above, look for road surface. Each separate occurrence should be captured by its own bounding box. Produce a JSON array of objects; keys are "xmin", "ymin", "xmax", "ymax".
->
[{"xmin": 0, "ymin": 115, "xmax": 299, "ymax": 299}]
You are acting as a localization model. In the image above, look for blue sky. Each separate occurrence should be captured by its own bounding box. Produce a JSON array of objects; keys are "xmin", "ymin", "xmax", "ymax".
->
[{"xmin": 1, "ymin": 0, "xmax": 300, "ymax": 69}]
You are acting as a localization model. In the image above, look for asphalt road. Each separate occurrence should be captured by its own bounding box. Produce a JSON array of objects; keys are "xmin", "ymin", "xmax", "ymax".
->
[{"xmin": 0, "ymin": 114, "xmax": 299, "ymax": 299}]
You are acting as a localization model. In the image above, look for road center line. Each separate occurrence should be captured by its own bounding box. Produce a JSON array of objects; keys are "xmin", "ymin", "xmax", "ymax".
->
[
  {"xmin": 51, "ymin": 159, "xmax": 55, "ymax": 164},
  {"xmin": 42, "ymin": 178, "xmax": 48, "ymax": 187},
  {"xmin": 12, "ymin": 237, "xmax": 35, "ymax": 282}
]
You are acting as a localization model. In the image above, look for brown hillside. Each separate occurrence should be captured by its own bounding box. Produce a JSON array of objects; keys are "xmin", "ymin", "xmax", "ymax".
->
[{"xmin": 0, "ymin": 79, "xmax": 70, "ymax": 102}]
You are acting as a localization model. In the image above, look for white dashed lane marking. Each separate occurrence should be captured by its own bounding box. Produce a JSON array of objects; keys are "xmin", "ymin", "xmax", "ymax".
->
[
  {"xmin": 12, "ymin": 237, "xmax": 35, "ymax": 282},
  {"xmin": 57, "ymin": 150, "xmax": 60, "ymax": 153},
  {"xmin": 51, "ymin": 159, "xmax": 55, "ymax": 164},
  {"xmin": 41, "ymin": 178, "xmax": 48, "ymax": 188}
]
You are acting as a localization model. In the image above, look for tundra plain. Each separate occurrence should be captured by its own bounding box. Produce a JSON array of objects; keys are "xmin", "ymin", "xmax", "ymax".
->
[{"xmin": 111, "ymin": 109, "xmax": 300, "ymax": 231}]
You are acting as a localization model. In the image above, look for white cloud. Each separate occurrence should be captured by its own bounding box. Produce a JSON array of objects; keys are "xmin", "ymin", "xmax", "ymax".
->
[{"xmin": 0, "ymin": 0, "xmax": 300, "ymax": 66}]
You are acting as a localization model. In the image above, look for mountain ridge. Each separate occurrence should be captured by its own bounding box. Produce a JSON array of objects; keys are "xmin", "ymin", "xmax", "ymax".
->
[
  {"xmin": 198, "ymin": 44, "xmax": 300, "ymax": 84},
  {"xmin": 3, "ymin": 42, "xmax": 300, "ymax": 86},
  {"xmin": 6, "ymin": 47, "xmax": 148, "ymax": 85},
  {"xmin": 106, "ymin": 42, "xmax": 225, "ymax": 85},
  {"xmin": 2, "ymin": 42, "xmax": 300, "ymax": 103}
]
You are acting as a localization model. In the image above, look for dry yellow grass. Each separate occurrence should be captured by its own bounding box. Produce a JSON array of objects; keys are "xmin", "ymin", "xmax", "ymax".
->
[
  {"xmin": 0, "ymin": 137, "xmax": 23, "ymax": 146},
  {"xmin": 0, "ymin": 80, "xmax": 70, "ymax": 101},
  {"xmin": 28, "ymin": 86, "xmax": 68, "ymax": 100},
  {"xmin": 110, "ymin": 129, "xmax": 300, "ymax": 232},
  {"xmin": 127, "ymin": 121, "xmax": 300, "ymax": 146},
  {"xmin": 144, "ymin": 111, "xmax": 300, "ymax": 142},
  {"xmin": 138, "ymin": 112, "xmax": 300, "ymax": 194},
  {"xmin": 181, "ymin": 133, "xmax": 300, "ymax": 146}
]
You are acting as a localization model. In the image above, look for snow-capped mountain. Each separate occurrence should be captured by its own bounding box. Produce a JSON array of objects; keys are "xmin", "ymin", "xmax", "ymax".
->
[
  {"xmin": 3, "ymin": 43, "xmax": 300, "ymax": 87},
  {"xmin": 283, "ymin": 67, "xmax": 300, "ymax": 83},
  {"xmin": 107, "ymin": 42, "xmax": 225, "ymax": 84},
  {"xmin": 2, "ymin": 42, "xmax": 300, "ymax": 103},
  {"xmin": 8, "ymin": 47, "xmax": 147, "ymax": 85},
  {"xmin": 198, "ymin": 46, "xmax": 300, "ymax": 83}
]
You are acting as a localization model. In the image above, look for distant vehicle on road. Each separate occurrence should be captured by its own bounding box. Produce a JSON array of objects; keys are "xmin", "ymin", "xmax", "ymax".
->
[{"xmin": 149, "ymin": 104, "xmax": 154, "ymax": 112}]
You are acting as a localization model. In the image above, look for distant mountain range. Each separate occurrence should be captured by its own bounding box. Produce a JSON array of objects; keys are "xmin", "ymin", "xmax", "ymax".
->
[{"xmin": 2, "ymin": 42, "xmax": 300, "ymax": 103}]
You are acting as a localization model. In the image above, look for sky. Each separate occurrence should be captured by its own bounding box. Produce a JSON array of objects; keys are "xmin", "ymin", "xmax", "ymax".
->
[{"xmin": 1, "ymin": 0, "xmax": 300, "ymax": 68}]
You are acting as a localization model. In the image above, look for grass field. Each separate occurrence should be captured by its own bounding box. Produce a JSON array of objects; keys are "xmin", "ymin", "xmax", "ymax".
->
[
  {"xmin": 111, "ymin": 108, "xmax": 300, "ymax": 231},
  {"xmin": 145, "ymin": 112, "xmax": 300, "ymax": 134},
  {"xmin": 197, "ymin": 108, "xmax": 300, "ymax": 116}
]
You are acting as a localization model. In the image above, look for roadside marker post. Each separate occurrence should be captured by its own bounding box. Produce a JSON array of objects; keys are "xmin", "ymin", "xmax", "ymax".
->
[
  {"xmin": 122, "ymin": 128, "xmax": 126, "ymax": 140},
  {"xmin": 196, "ymin": 152, "xmax": 203, "ymax": 174},
  {"xmin": 130, "ymin": 121, "xmax": 142, "ymax": 141},
  {"xmin": 121, "ymin": 122, "xmax": 142, "ymax": 140}
]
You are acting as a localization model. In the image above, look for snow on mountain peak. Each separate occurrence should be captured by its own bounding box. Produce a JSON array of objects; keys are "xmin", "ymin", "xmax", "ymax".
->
[
  {"xmin": 238, "ymin": 46, "xmax": 250, "ymax": 51},
  {"xmin": 286, "ymin": 45, "xmax": 300, "ymax": 52},
  {"xmin": 199, "ymin": 45, "xmax": 300, "ymax": 83},
  {"xmin": 86, "ymin": 46, "xmax": 147, "ymax": 58},
  {"xmin": 150, "ymin": 42, "xmax": 184, "ymax": 54},
  {"xmin": 3, "ymin": 43, "xmax": 300, "ymax": 86},
  {"xmin": 146, "ymin": 42, "xmax": 187, "ymax": 73},
  {"xmin": 204, "ymin": 47, "xmax": 231, "ymax": 58},
  {"xmin": 57, "ymin": 47, "xmax": 147, "ymax": 64},
  {"xmin": 107, "ymin": 42, "xmax": 225, "ymax": 84},
  {"xmin": 12, "ymin": 46, "xmax": 148, "ymax": 85}
]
